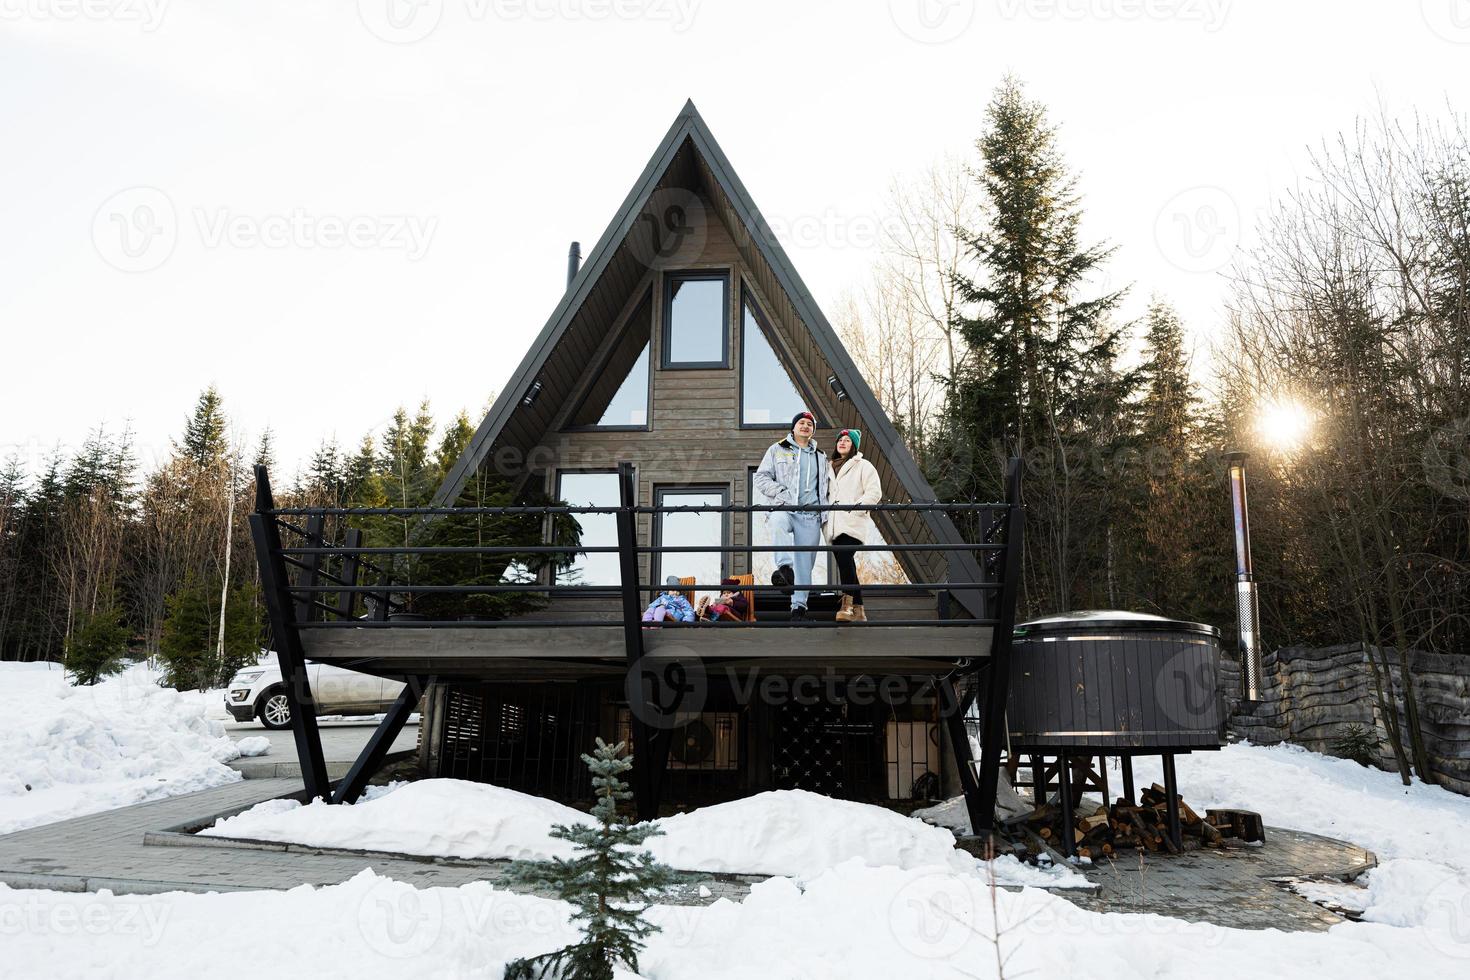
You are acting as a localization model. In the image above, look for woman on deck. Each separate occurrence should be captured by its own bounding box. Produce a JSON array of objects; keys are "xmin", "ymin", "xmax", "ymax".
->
[{"xmin": 824, "ymin": 429, "xmax": 881, "ymax": 623}]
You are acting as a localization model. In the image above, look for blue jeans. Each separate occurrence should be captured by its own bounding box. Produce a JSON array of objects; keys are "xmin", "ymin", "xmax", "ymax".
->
[{"xmin": 770, "ymin": 510, "xmax": 822, "ymax": 610}]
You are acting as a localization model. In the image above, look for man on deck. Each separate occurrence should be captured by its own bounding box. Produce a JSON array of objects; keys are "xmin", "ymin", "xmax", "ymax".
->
[{"xmin": 752, "ymin": 410, "xmax": 831, "ymax": 621}]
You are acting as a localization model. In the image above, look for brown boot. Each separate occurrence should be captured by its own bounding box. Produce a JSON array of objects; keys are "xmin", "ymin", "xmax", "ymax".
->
[
  {"xmin": 849, "ymin": 602, "xmax": 867, "ymax": 622},
  {"xmin": 835, "ymin": 595, "xmax": 855, "ymax": 622}
]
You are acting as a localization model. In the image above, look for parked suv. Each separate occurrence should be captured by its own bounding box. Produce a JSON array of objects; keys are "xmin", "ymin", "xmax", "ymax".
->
[{"xmin": 225, "ymin": 653, "xmax": 406, "ymax": 729}]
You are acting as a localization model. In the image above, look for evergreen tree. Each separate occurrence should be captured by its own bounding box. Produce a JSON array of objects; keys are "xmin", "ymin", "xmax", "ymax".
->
[
  {"xmin": 63, "ymin": 601, "xmax": 129, "ymax": 684},
  {"xmin": 180, "ymin": 387, "xmax": 229, "ymax": 473},
  {"xmin": 435, "ymin": 410, "xmax": 474, "ymax": 479},
  {"xmin": 933, "ymin": 75, "xmax": 1132, "ymax": 613},
  {"xmin": 505, "ymin": 739, "xmax": 679, "ymax": 980},
  {"xmin": 158, "ymin": 576, "xmax": 262, "ymax": 690},
  {"xmin": 253, "ymin": 428, "xmax": 277, "ymax": 475}
]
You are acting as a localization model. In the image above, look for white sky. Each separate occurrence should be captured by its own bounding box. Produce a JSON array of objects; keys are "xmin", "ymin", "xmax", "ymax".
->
[{"xmin": 2, "ymin": 0, "xmax": 1465, "ymax": 479}]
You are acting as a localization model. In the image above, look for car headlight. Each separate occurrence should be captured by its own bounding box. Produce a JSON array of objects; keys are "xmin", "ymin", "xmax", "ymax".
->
[{"xmin": 232, "ymin": 670, "xmax": 265, "ymax": 685}]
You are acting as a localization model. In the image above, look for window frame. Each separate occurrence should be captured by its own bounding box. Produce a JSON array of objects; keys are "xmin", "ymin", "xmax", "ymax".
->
[
  {"xmin": 651, "ymin": 484, "xmax": 731, "ymax": 592},
  {"xmin": 738, "ymin": 283, "xmax": 824, "ymax": 430},
  {"xmin": 550, "ymin": 468, "xmax": 629, "ymax": 593},
  {"xmin": 660, "ymin": 270, "xmax": 731, "ymax": 370}
]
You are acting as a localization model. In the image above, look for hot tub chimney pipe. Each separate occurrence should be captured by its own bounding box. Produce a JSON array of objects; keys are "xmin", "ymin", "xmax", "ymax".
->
[
  {"xmin": 566, "ymin": 241, "xmax": 581, "ymax": 290},
  {"xmin": 1224, "ymin": 451, "xmax": 1262, "ymax": 703}
]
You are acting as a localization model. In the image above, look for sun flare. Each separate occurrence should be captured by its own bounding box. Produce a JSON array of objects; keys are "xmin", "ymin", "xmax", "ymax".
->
[{"xmin": 1257, "ymin": 399, "xmax": 1313, "ymax": 450}]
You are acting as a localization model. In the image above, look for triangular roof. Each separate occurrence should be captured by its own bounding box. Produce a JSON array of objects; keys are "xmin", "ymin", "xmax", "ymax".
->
[{"xmin": 433, "ymin": 100, "xmax": 988, "ymax": 618}]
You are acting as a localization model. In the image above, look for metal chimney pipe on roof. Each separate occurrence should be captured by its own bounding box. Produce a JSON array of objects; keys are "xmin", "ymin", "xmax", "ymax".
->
[
  {"xmin": 1224, "ymin": 451, "xmax": 1263, "ymax": 704},
  {"xmin": 566, "ymin": 241, "xmax": 581, "ymax": 290}
]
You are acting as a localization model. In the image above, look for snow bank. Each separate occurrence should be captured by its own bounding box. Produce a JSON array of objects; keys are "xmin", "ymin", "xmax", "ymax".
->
[
  {"xmin": 4, "ymin": 862, "xmax": 1467, "ymax": 978},
  {"xmin": 202, "ymin": 780, "xmax": 1085, "ymax": 887},
  {"xmin": 0, "ymin": 661, "xmax": 254, "ymax": 834}
]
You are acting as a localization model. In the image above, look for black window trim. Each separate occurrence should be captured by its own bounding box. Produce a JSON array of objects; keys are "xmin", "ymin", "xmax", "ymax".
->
[
  {"xmin": 651, "ymin": 483, "xmax": 731, "ymax": 591},
  {"xmin": 660, "ymin": 269, "xmax": 731, "ymax": 370},
  {"xmin": 549, "ymin": 467, "xmax": 630, "ymax": 594}
]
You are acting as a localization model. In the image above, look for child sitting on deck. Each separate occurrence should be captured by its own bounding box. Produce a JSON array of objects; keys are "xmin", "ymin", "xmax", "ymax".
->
[
  {"xmin": 641, "ymin": 575, "xmax": 696, "ymax": 625},
  {"xmin": 697, "ymin": 577, "xmax": 749, "ymax": 622}
]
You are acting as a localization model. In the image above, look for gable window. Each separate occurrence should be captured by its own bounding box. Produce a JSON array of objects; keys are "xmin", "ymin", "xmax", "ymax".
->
[
  {"xmin": 569, "ymin": 290, "xmax": 652, "ymax": 429},
  {"xmin": 741, "ymin": 289, "xmax": 816, "ymax": 426},
  {"xmin": 661, "ymin": 271, "xmax": 729, "ymax": 369}
]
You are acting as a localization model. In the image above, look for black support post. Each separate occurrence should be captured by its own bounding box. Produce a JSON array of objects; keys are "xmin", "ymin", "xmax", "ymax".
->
[
  {"xmin": 248, "ymin": 466, "xmax": 330, "ymax": 802},
  {"xmin": 938, "ymin": 676, "xmax": 986, "ymax": 837},
  {"xmin": 615, "ymin": 462, "xmax": 666, "ymax": 820},
  {"xmin": 331, "ymin": 675, "xmax": 432, "ymax": 805},
  {"xmin": 334, "ymin": 527, "xmax": 363, "ymax": 620},
  {"xmin": 1121, "ymin": 756, "xmax": 1136, "ymax": 806},
  {"xmin": 1162, "ymin": 753, "xmax": 1183, "ymax": 850},
  {"xmin": 973, "ymin": 458, "xmax": 1024, "ymax": 835},
  {"xmin": 1057, "ymin": 753, "xmax": 1075, "ymax": 858}
]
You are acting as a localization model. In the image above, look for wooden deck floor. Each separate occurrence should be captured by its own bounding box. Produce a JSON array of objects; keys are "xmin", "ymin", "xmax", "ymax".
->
[{"xmin": 297, "ymin": 591, "xmax": 991, "ymax": 678}]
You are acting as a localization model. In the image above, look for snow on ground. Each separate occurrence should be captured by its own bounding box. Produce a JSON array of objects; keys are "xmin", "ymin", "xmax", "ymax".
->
[
  {"xmin": 0, "ymin": 661, "xmax": 267, "ymax": 835},
  {"xmin": 203, "ymin": 780, "xmax": 1085, "ymax": 889}
]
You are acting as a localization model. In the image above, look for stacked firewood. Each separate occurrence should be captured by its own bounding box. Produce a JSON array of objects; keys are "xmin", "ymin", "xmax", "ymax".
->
[{"xmin": 1005, "ymin": 784, "xmax": 1265, "ymax": 860}]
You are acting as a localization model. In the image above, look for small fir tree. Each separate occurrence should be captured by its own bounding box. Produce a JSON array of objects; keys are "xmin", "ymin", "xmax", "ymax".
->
[
  {"xmin": 504, "ymin": 739, "xmax": 679, "ymax": 980},
  {"xmin": 64, "ymin": 602, "xmax": 130, "ymax": 685}
]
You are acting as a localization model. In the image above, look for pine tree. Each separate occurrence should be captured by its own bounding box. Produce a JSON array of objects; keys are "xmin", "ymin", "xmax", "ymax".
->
[
  {"xmin": 64, "ymin": 601, "xmax": 130, "ymax": 685},
  {"xmin": 504, "ymin": 739, "xmax": 680, "ymax": 980},
  {"xmin": 158, "ymin": 576, "xmax": 262, "ymax": 690},
  {"xmin": 934, "ymin": 74, "xmax": 1131, "ymax": 613},
  {"xmin": 253, "ymin": 428, "xmax": 277, "ymax": 475},
  {"xmin": 180, "ymin": 387, "xmax": 229, "ymax": 473}
]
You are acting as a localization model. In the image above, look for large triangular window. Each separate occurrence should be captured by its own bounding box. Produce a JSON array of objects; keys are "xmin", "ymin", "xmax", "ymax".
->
[
  {"xmin": 569, "ymin": 291, "xmax": 652, "ymax": 428},
  {"xmin": 741, "ymin": 290, "xmax": 815, "ymax": 426}
]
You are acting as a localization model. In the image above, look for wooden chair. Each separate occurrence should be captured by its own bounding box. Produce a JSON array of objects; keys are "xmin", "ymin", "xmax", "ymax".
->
[{"xmin": 684, "ymin": 574, "xmax": 756, "ymax": 622}]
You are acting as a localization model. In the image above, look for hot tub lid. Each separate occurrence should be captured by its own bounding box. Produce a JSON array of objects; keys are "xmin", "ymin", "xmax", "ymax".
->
[{"xmin": 1016, "ymin": 609, "xmax": 1221, "ymax": 638}]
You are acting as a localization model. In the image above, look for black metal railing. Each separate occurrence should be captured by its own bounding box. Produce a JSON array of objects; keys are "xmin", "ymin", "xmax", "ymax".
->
[{"xmin": 250, "ymin": 466, "xmax": 1021, "ymax": 632}]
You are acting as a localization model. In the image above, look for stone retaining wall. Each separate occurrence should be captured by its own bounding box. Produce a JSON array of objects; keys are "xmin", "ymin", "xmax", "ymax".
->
[{"xmin": 1220, "ymin": 643, "xmax": 1470, "ymax": 796}]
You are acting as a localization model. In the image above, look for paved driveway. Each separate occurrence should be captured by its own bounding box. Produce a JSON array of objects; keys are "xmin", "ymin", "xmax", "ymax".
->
[{"xmin": 225, "ymin": 717, "xmax": 420, "ymax": 778}]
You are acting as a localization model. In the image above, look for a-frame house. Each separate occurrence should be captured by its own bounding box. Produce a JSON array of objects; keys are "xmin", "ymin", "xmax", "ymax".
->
[{"xmin": 248, "ymin": 101, "xmax": 1023, "ymax": 826}]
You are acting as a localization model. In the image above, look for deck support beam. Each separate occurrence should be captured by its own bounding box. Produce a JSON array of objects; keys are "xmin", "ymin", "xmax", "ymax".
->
[
  {"xmin": 972, "ymin": 459, "xmax": 1024, "ymax": 836},
  {"xmin": 615, "ymin": 462, "xmax": 670, "ymax": 820},
  {"xmin": 330, "ymin": 675, "xmax": 433, "ymax": 805},
  {"xmin": 249, "ymin": 466, "xmax": 330, "ymax": 802}
]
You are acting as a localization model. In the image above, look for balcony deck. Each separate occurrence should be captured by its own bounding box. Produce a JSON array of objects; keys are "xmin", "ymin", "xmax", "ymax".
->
[{"xmin": 297, "ymin": 593, "xmax": 992, "ymax": 679}]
